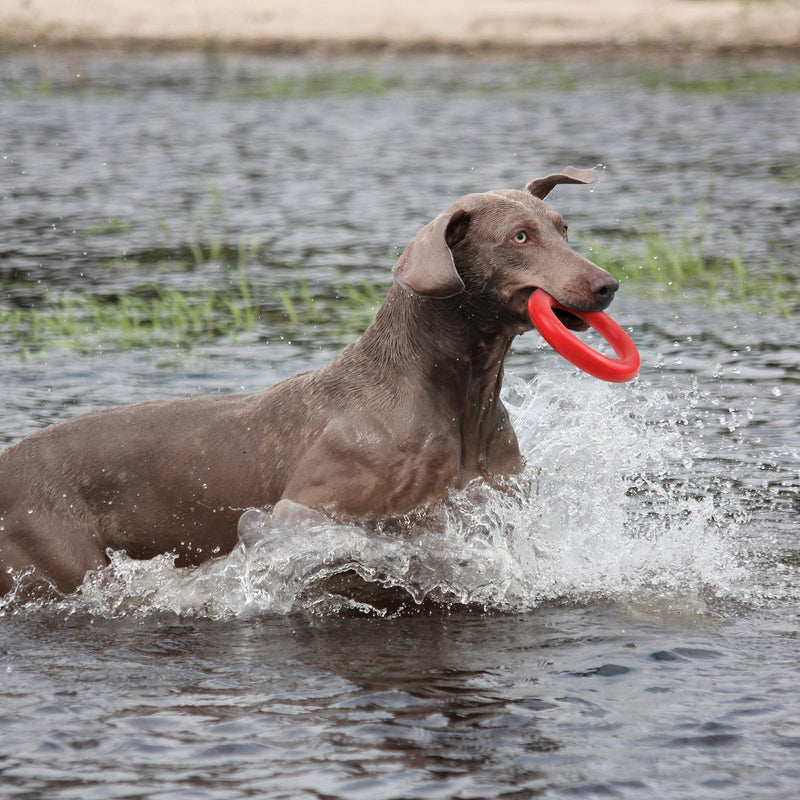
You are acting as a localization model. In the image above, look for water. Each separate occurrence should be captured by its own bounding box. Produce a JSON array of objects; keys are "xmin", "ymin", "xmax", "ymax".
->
[{"xmin": 1, "ymin": 53, "xmax": 799, "ymax": 798}]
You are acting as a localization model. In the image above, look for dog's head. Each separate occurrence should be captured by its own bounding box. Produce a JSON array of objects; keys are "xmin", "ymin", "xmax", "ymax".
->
[{"xmin": 393, "ymin": 167, "xmax": 618, "ymax": 335}]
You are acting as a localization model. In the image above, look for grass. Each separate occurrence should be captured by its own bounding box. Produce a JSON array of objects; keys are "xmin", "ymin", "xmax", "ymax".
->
[
  {"xmin": 1, "ymin": 233, "xmax": 263, "ymax": 357},
  {"xmin": 585, "ymin": 221, "xmax": 797, "ymax": 316},
  {"xmin": 0, "ymin": 255, "xmax": 389, "ymax": 359},
  {"xmin": 228, "ymin": 68, "xmax": 409, "ymax": 100},
  {"xmin": 5, "ymin": 58, "xmax": 800, "ymax": 108},
  {"xmin": 631, "ymin": 65, "xmax": 800, "ymax": 95},
  {"xmin": 1, "ymin": 204, "xmax": 796, "ymax": 359},
  {"xmin": 230, "ymin": 60, "xmax": 800, "ymax": 99},
  {"xmin": 0, "ymin": 61, "xmax": 409, "ymax": 101},
  {"xmin": 0, "ymin": 274, "xmax": 259, "ymax": 358},
  {"xmin": 1, "ymin": 240, "xmax": 794, "ymax": 360}
]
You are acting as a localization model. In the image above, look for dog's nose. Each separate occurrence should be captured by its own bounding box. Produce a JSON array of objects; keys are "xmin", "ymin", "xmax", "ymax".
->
[{"xmin": 590, "ymin": 273, "xmax": 619, "ymax": 310}]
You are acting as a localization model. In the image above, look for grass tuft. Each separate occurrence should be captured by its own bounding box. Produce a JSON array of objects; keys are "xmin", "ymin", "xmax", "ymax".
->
[
  {"xmin": 586, "ymin": 224, "xmax": 797, "ymax": 317},
  {"xmin": 227, "ymin": 68, "xmax": 408, "ymax": 100},
  {"xmin": 631, "ymin": 66, "xmax": 800, "ymax": 95},
  {"xmin": 0, "ymin": 256, "xmax": 389, "ymax": 359}
]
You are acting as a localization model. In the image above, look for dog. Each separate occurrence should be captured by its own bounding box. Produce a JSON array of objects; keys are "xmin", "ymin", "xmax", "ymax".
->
[{"xmin": 0, "ymin": 167, "xmax": 618, "ymax": 597}]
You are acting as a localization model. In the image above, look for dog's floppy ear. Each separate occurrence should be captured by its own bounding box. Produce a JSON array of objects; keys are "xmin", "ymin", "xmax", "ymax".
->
[
  {"xmin": 393, "ymin": 208, "xmax": 469, "ymax": 298},
  {"xmin": 525, "ymin": 167, "xmax": 598, "ymax": 199}
]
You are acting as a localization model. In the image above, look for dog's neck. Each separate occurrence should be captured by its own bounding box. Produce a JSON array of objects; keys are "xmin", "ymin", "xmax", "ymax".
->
[{"xmin": 351, "ymin": 283, "xmax": 515, "ymax": 472}]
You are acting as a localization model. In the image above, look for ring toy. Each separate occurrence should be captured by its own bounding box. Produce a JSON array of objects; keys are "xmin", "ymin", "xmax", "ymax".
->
[{"xmin": 528, "ymin": 289, "xmax": 640, "ymax": 383}]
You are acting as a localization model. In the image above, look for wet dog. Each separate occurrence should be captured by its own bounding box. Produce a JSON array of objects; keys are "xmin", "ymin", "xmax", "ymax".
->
[{"xmin": 0, "ymin": 168, "xmax": 618, "ymax": 596}]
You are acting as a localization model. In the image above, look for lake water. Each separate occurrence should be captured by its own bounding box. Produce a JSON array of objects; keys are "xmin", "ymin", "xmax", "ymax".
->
[{"xmin": 1, "ymin": 53, "xmax": 799, "ymax": 799}]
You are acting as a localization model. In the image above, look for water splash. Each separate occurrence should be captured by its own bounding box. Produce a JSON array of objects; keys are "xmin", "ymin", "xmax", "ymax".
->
[{"xmin": 40, "ymin": 370, "xmax": 746, "ymax": 619}]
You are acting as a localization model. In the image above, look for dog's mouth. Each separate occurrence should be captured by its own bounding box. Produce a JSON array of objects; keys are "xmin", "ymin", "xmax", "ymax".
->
[
  {"xmin": 523, "ymin": 288, "xmax": 589, "ymax": 332},
  {"xmin": 552, "ymin": 307, "xmax": 590, "ymax": 332}
]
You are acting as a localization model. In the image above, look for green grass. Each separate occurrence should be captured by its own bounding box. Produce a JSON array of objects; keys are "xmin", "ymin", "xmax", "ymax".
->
[
  {"xmin": 273, "ymin": 275, "xmax": 387, "ymax": 333},
  {"xmin": 0, "ymin": 276, "xmax": 258, "ymax": 358},
  {"xmin": 6, "ymin": 56, "xmax": 800, "ymax": 103},
  {"xmin": 0, "ymin": 58, "xmax": 408, "ymax": 101},
  {"xmin": 631, "ymin": 66, "xmax": 800, "ymax": 95},
  {"xmin": 586, "ymin": 225, "xmax": 797, "ymax": 316},
  {"xmin": 0, "ymin": 258, "xmax": 389, "ymax": 359},
  {"xmin": 228, "ymin": 68, "xmax": 409, "ymax": 100},
  {"xmin": 234, "ymin": 61, "xmax": 800, "ymax": 99},
  {"xmin": 1, "ymin": 216, "xmax": 796, "ymax": 359}
]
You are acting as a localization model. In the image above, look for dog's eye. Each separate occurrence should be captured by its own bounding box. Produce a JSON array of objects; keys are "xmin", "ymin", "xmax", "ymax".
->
[{"xmin": 512, "ymin": 231, "xmax": 529, "ymax": 244}]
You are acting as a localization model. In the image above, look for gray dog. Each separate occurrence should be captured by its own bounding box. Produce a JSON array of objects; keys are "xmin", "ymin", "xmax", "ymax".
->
[{"xmin": 0, "ymin": 168, "xmax": 619, "ymax": 597}]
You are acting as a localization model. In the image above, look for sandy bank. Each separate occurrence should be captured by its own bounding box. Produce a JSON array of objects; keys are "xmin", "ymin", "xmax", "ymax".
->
[{"xmin": 2, "ymin": 0, "xmax": 800, "ymax": 57}]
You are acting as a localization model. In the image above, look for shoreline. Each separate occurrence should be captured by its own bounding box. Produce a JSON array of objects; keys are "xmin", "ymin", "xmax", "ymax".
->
[
  {"xmin": 3, "ymin": 37, "xmax": 800, "ymax": 64},
  {"xmin": 2, "ymin": 1, "xmax": 800, "ymax": 62}
]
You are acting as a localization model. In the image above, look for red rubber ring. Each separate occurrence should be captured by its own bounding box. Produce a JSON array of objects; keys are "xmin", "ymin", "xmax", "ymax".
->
[{"xmin": 528, "ymin": 289, "xmax": 640, "ymax": 383}]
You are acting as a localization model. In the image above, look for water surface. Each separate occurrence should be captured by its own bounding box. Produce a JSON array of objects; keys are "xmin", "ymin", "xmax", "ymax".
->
[{"xmin": 1, "ymin": 53, "xmax": 799, "ymax": 799}]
